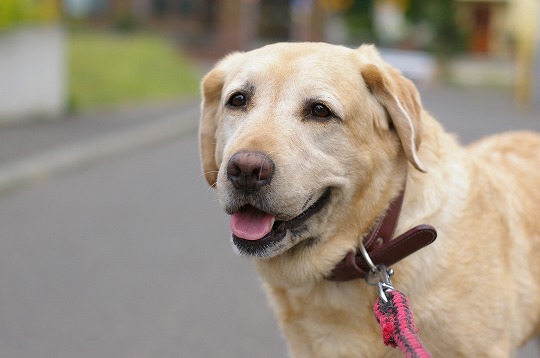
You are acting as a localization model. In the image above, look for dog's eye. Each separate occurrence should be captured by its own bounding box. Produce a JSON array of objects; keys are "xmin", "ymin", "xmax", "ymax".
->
[
  {"xmin": 310, "ymin": 103, "xmax": 331, "ymax": 118},
  {"xmin": 228, "ymin": 93, "xmax": 247, "ymax": 107}
]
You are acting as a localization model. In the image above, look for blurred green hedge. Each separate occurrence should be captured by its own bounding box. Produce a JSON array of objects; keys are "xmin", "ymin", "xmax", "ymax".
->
[{"xmin": 0, "ymin": 0, "xmax": 60, "ymax": 31}]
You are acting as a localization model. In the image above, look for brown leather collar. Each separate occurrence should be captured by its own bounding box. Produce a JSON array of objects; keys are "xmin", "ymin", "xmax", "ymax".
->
[{"xmin": 326, "ymin": 182, "xmax": 437, "ymax": 282}]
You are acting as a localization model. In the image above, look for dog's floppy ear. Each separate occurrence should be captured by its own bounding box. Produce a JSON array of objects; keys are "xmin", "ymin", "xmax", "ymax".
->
[
  {"xmin": 199, "ymin": 53, "xmax": 242, "ymax": 186},
  {"xmin": 361, "ymin": 63, "xmax": 427, "ymax": 173},
  {"xmin": 199, "ymin": 69, "xmax": 223, "ymax": 187}
]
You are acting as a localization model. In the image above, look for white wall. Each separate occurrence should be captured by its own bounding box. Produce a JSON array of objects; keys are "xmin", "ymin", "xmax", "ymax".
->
[{"xmin": 0, "ymin": 26, "xmax": 66, "ymax": 123}]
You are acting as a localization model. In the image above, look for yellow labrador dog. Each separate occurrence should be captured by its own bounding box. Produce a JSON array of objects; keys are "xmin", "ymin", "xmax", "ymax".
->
[{"xmin": 199, "ymin": 42, "xmax": 540, "ymax": 357}]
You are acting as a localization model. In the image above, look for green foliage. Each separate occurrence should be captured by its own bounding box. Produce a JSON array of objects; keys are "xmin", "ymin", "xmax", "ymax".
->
[
  {"xmin": 343, "ymin": 0, "xmax": 465, "ymax": 57},
  {"xmin": 0, "ymin": 0, "xmax": 59, "ymax": 31},
  {"xmin": 406, "ymin": 0, "xmax": 466, "ymax": 57},
  {"xmin": 68, "ymin": 31, "xmax": 201, "ymax": 111},
  {"xmin": 344, "ymin": 1, "xmax": 376, "ymax": 43},
  {"xmin": 112, "ymin": 13, "xmax": 140, "ymax": 33}
]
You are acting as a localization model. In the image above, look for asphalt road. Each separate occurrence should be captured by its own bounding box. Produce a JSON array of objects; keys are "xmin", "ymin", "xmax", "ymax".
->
[
  {"xmin": 0, "ymin": 131, "xmax": 290, "ymax": 358},
  {"xmin": 0, "ymin": 85, "xmax": 539, "ymax": 357}
]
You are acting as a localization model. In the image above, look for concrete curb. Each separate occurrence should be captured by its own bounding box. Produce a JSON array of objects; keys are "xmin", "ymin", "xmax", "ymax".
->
[{"xmin": 0, "ymin": 105, "xmax": 200, "ymax": 195}]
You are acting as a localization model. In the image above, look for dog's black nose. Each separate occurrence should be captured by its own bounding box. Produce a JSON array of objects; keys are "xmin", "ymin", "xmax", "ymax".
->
[{"xmin": 227, "ymin": 151, "xmax": 274, "ymax": 192}]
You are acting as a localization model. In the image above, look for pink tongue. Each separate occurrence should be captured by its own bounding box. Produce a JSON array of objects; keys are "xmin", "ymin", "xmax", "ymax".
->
[{"xmin": 230, "ymin": 207, "xmax": 275, "ymax": 241}]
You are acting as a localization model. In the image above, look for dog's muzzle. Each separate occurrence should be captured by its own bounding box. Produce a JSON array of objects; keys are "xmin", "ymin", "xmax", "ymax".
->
[{"xmin": 223, "ymin": 150, "xmax": 330, "ymax": 256}]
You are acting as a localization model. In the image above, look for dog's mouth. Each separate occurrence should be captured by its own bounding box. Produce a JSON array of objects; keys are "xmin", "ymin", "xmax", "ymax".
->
[{"xmin": 230, "ymin": 188, "xmax": 332, "ymax": 256}]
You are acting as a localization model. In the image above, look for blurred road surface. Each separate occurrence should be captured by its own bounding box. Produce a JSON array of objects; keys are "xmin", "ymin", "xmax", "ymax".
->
[{"xmin": 0, "ymin": 85, "xmax": 539, "ymax": 357}]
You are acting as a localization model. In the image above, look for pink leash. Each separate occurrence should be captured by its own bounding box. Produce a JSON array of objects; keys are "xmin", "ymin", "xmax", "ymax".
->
[
  {"xmin": 373, "ymin": 289, "xmax": 431, "ymax": 358},
  {"xmin": 361, "ymin": 240, "xmax": 432, "ymax": 358}
]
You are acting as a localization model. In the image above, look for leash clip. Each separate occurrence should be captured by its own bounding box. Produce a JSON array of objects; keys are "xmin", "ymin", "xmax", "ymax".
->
[
  {"xmin": 359, "ymin": 243, "xmax": 395, "ymax": 303},
  {"xmin": 367, "ymin": 264, "xmax": 395, "ymax": 303}
]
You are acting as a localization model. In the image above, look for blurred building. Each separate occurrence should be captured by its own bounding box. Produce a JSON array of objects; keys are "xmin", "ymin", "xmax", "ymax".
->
[
  {"xmin": 63, "ymin": 0, "xmax": 338, "ymax": 56},
  {"xmin": 63, "ymin": 0, "xmax": 539, "ymax": 58},
  {"xmin": 453, "ymin": 0, "xmax": 539, "ymax": 103},
  {"xmin": 61, "ymin": 0, "xmax": 538, "ymax": 102},
  {"xmin": 455, "ymin": 0, "xmax": 517, "ymax": 56}
]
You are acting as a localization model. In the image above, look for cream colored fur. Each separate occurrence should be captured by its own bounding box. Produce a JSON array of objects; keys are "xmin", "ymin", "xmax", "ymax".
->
[{"xmin": 199, "ymin": 42, "xmax": 540, "ymax": 357}]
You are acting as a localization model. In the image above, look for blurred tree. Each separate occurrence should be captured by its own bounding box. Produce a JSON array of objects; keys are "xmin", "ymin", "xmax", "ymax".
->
[
  {"xmin": 0, "ymin": 0, "xmax": 60, "ymax": 30},
  {"xmin": 344, "ymin": 0, "xmax": 376, "ymax": 43},
  {"xmin": 259, "ymin": 0, "xmax": 290, "ymax": 41},
  {"xmin": 320, "ymin": 0, "xmax": 354, "ymax": 12},
  {"xmin": 406, "ymin": 0, "xmax": 465, "ymax": 58},
  {"xmin": 343, "ymin": 0, "xmax": 464, "ymax": 58}
]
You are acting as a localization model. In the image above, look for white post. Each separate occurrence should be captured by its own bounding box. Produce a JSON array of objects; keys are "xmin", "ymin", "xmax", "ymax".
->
[
  {"xmin": 0, "ymin": 26, "xmax": 66, "ymax": 123},
  {"xmin": 514, "ymin": 0, "xmax": 539, "ymax": 106}
]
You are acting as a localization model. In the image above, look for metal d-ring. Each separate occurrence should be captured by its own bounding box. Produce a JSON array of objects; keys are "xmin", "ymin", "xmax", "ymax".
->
[{"xmin": 358, "ymin": 242, "xmax": 377, "ymax": 272}]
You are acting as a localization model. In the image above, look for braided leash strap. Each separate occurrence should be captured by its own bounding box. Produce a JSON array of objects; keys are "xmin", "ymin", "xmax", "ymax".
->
[{"xmin": 373, "ymin": 289, "xmax": 432, "ymax": 358}]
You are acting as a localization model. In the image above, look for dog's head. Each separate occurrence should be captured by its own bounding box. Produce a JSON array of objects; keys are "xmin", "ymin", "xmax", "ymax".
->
[{"xmin": 200, "ymin": 43, "xmax": 426, "ymax": 283}]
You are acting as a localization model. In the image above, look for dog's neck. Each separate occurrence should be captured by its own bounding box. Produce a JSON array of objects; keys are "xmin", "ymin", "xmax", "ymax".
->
[
  {"xmin": 326, "ymin": 178, "xmax": 437, "ymax": 282},
  {"xmin": 254, "ymin": 115, "xmax": 458, "ymax": 288}
]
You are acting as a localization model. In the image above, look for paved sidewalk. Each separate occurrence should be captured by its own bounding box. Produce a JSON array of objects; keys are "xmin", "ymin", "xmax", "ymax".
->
[
  {"xmin": 0, "ymin": 100, "xmax": 200, "ymax": 194},
  {"xmin": 418, "ymin": 85, "xmax": 540, "ymax": 144}
]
